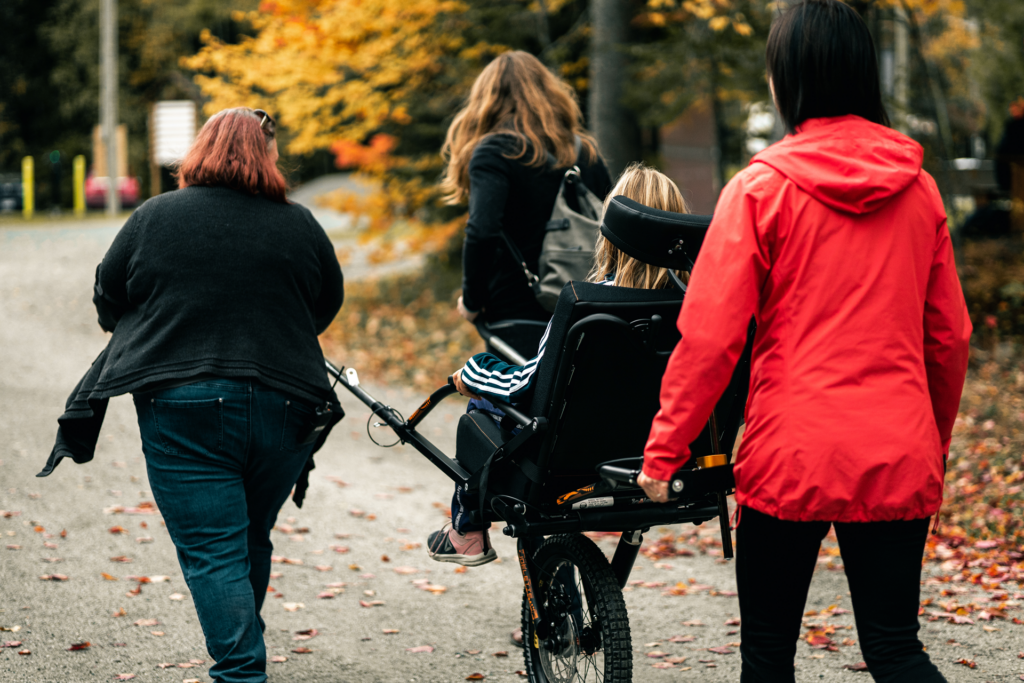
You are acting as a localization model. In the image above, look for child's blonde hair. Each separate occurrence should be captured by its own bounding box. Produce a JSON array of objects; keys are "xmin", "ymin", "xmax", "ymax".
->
[{"xmin": 587, "ymin": 163, "xmax": 690, "ymax": 289}]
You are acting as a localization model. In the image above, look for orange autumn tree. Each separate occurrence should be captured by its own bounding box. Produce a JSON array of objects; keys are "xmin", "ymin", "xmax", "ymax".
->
[{"xmin": 183, "ymin": 0, "xmax": 506, "ymax": 253}]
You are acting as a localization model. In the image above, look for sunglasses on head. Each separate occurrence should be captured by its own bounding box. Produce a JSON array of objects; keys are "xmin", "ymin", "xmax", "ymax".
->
[{"xmin": 254, "ymin": 109, "xmax": 276, "ymax": 138}]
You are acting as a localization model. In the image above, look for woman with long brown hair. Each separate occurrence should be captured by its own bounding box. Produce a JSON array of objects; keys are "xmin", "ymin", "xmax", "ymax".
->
[
  {"xmin": 45, "ymin": 107, "xmax": 344, "ymax": 683},
  {"xmin": 442, "ymin": 50, "xmax": 612, "ymax": 348}
]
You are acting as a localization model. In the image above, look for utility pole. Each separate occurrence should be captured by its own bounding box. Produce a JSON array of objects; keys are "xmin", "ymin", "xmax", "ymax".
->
[{"xmin": 100, "ymin": 0, "xmax": 120, "ymax": 215}]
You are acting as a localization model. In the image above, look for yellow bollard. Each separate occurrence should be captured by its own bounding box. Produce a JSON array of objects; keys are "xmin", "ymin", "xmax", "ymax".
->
[
  {"xmin": 22, "ymin": 156, "xmax": 34, "ymax": 220},
  {"xmin": 73, "ymin": 155, "xmax": 86, "ymax": 217}
]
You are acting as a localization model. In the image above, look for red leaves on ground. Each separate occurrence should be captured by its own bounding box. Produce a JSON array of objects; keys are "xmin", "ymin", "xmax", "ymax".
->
[
  {"xmin": 1, "ymin": 641, "xmax": 22, "ymax": 648},
  {"xmin": 39, "ymin": 573, "xmax": 68, "ymax": 581},
  {"xmin": 669, "ymin": 635, "xmax": 696, "ymax": 643},
  {"xmin": 67, "ymin": 641, "xmax": 90, "ymax": 651},
  {"xmin": 954, "ymin": 657, "xmax": 977, "ymax": 669},
  {"xmin": 465, "ymin": 674, "xmax": 485, "ymax": 680},
  {"xmin": 111, "ymin": 608, "xmax": 127, "ymax": 618},
  {"xmin": 707, "ymin": 646, "xmax": 735, "ymax": 655},
  {"xmin": 269, "ymin": 655, "xmax": 288, "ymax": 663},
  {"xmin": 108, "ymin": 526, "xmax": 128, "ymax": 535},
  {"xmin": 109, "ymin": 556, "xmax": 132, "ymax": 563},
  {"xmin": 359, "ymin": 600, "xmax": 385, "ymax": 607},
  {"xmin": 844, "ymin": 662, "xmax": 869, "ymax": 671},
  {"xmin": 293, "ymin": 629, "xmax": 319, "ymax": 640},
  {"xmin": 291, "ymin": 647, "xmax": 313, "ymax": 654},
  {"xmin": 114, "ymin": 674, "xmax": 136, "ymax": 680},
  {"xmin": 133, "ymin": 619, "xmax": 159, "ymax": 627}
]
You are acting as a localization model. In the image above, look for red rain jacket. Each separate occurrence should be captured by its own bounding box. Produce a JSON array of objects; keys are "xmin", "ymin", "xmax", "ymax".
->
[{"xmin": 643, "ymin": 115, "xmax": 971, "ymax": 522}]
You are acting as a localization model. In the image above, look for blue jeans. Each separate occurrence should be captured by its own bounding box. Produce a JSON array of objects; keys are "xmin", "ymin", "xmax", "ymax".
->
[{"xmin": 133, "ymin": 379, "xmax": 317, "ymax": 683}]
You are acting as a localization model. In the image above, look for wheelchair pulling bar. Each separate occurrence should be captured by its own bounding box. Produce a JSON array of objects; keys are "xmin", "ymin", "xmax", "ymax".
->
[{"xmin": 325, "ymin": 360, "xmax": 472, "ymax": 485}]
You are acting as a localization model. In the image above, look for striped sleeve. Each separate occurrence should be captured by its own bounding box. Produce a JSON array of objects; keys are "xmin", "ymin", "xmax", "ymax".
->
[{"xmin": 460, "ymin": 324, "xmax": 551, "ymax": 403}]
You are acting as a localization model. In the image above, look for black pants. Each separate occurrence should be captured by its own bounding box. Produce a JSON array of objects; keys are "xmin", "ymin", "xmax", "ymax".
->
[{"xmin": 736, "ymin": 506, "xmax": 946, "ymax": 683}]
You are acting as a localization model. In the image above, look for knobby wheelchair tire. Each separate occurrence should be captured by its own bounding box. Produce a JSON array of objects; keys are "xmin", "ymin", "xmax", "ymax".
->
[{"xmin": 521, "ymin": 534, "xmax": 632, "ymax": 683}]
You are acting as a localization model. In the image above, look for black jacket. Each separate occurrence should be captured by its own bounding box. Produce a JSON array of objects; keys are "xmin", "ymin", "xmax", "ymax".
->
[
  {"xmin": 461, "ymin": 134, "xmax": 612, "ymax": 323},
  {"xmin": 39, "ymin": 186, "xmax": 345, "ymax": 505}
]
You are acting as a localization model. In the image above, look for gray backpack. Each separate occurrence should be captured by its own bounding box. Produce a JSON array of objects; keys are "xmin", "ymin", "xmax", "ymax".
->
[{"xmin": 498, "ymin": 141, "xmax": 605, "ymax": 312}]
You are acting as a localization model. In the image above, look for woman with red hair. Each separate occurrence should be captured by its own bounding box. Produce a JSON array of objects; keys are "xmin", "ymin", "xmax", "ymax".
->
[{"xmin": 81, "ymin": 107, "xmax": 342, "ymax": 682}]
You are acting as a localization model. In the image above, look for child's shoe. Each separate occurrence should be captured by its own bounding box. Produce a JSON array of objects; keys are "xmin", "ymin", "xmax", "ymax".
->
[{"xmin": 427, "ymin": 525, "xmax": 497, "ymax": 566}]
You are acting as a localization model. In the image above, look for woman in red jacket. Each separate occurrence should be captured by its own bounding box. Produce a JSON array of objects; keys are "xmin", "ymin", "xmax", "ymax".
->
[{"xmin": 638, "ymin": 2, "xmax": 970, "ymax": 681}]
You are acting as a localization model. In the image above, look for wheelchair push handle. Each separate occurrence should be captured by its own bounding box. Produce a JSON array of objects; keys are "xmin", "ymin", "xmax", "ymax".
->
[{"xmin": 598, "ymin": 465, "xmax": 638, "ymax": 487}]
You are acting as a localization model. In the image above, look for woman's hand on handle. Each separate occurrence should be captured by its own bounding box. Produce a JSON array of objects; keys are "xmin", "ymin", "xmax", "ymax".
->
[
  {"xmin": 457, "ymin": 296, "xmax": 481, "ymax": 323},
  {"xmin": 452, "ymin": 369, "xmax": 482, "ymax": 399},
  {"xmin": 638, "ymin": 471, "xmax": 670, "ymax": 503}
]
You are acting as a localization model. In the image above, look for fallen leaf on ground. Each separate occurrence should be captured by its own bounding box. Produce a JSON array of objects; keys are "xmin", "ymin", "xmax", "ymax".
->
[
  {"xmin": 492, "ymin": 651, "xmax": 508, "ymax": 657},
  {"xmin": 406, "ymin": 645, "xmax": 434, "ymax": 653},
  {"xmin": 359, "ymin": 600, "xmax": 385, "ymax": 607},
  {"xmin": 652, "ymin": 662, "xmax": 675, "ymax": 669},
  {"xmin": 39, "ymin": 574, "xmax": 68, "ymax": 581},
  {"xmin": 133, "ymin": 619, "xmax": 159, "ymax": 627},
  {"xmin": 669, "ymin": 635, "xmax": 695, "ymax": 643},
  {"xmin": 465, "ymin": 674, "xmax": 485, "ymax": 680},
  {"xmin": 1, "ymin": 641, "xmax": 22, "ymax": 648},
  {"xmin": 17, "ymin": 649, "xmax": 29, "ymax": 655},
  {"xmin": 349, "ymin": 509, "xmax": 365, "ymax": 518},
  {"xmin": 317, "ymin": 592, "xmax": 335, "ymax": 599},
  {"xmin": 112, "ymin": 608, "xmax": 127, "ymax": 617},
  {"xmin": 681, "ymin": 620, "xmax": 704, "ymax": 627},
  {"xmin": 169, "ymin": 593, "xmax": 185, "ymax": 601},
  {"xmin": 114, "ymin": 674, "xmax": 136, "ymax": 680},
  {"xmin": 110, "ymin": 556, "xmax": 132, "ymax": 563},
  {"xmin": 454, "ymin": 566, "xmax": 468, "ymax": 574},
  {"xmin": 102, "ymin": 573, "xmax": 118, "ymax": 581},
  {"xmin": 393, "ymin": 566, "xmax": 418, "ymax": 575},
  {"xmin": 67, "ymin": 641, "xmax": 90, "ymax": 651},
  {"xmin": 707, "ymin": 646, "xmax": 734, "ymax": 655},
  {"xmin": 383, "ymin": 629, "xmax": 399, "ymax": 634},
  {"xmin": 270, "ymin": 655, "xmax": 287, "ymax": 663},
  {"xmin": 291, "ymin": 647, "xmax": 313, "ymax": 654},
  {"xmin": 136, "ymin": 537, "xmax": 153, "ymax": 543},
  {"xmin": 666, "ymin": 656, "xmax": 688, "ymax": 664},
  {"xmin": 150, "ymin": 631, "xmax": 164, "ymax": 636},
  {"xmin": 282, "ymin": 603, "xmax": 305, "ymax": 612},
  {"xmin": 109, "ymin": 526, "xmax": 128, "ymax": 534},
  {"xmin": 421, "ymin": 584, "xmax": 447, "ymax": 594},
  {"xmin": 156, "ymin": 663, "xmax": 174, "ymax": 669},
  {"xmin": 724, "ymin": 618, "xmax": 741, "ymax": 625},
  {"xmin": 843, "ymin": 662, "xmax": 868, "ymax": 671},
  {"xmin": 6, "ymin": 545, "xmax": 20, "ymax": 550},
  {"xmin": 647, "ymin": 651, "xmax": 668, "ymax": 658},
  {"xmin": 314, "ymin": 565, "xmax": 332, "ymax": 572},
  {"xmin": 294, "ymin": 628, "xmax": 319, "ymax": 640},
  {"xmin": 954, "ymin": 658, "xmax": 977, "ymax": 669}
]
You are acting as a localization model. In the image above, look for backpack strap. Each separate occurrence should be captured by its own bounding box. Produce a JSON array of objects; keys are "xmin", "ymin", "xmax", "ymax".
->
[{"xmin": 500, "ymin": 135, "xmax": 584, "ymax": 291}]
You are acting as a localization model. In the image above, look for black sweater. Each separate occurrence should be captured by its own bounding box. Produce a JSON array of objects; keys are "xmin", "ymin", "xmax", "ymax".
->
[
  {"xmin": 38, "ymin": 187, "xmax": 345, "ymax": 496},
  {"xmin": 93, "ymin": 185, "xmax": 344, "ymax": 403},
  {"xmin": 462, "ymin": 134, "xmax": 612, "ymax": 322}
]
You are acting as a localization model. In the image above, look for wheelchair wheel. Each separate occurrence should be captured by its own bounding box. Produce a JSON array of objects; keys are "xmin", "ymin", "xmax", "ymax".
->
[{"xmin": 520, "ymin": 534, "xmax": 631, "ymax": 683}]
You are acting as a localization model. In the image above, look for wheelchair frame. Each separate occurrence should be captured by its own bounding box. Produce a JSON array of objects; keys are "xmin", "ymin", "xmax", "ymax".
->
[{"xmin": 327, "ymin": 333, "xmax": 737, "ymax": 648}]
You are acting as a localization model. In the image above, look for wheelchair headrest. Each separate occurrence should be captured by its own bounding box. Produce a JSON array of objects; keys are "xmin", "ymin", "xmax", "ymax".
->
[{"xmin": 600, "ymin": 195, "xmax": 712, "ymax": 271}]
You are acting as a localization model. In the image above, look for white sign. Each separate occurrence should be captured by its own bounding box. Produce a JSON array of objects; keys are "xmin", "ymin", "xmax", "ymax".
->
[{"xmin": 151, "ymin": 101, "xmax": 197, "ymax": 166}]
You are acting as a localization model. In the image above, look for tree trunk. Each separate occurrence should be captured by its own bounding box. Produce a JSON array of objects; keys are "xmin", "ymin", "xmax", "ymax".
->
[{"xmin": 589, "ymin": 0, "xmax": 634, "ymax": 177}]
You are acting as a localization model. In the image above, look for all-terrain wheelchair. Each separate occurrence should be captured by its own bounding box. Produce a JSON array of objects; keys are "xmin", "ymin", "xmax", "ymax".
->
[{"xmin": 328, "ymin": 196, "xmax": 751, "ymax": 682}]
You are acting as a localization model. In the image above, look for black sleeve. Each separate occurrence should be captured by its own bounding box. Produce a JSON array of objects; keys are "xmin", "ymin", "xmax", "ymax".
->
[
  {"xmin": 309, "ymin": 213, "xmax": 344, "ymax": 334},
  {"xmin": 462, "ymin": 143, "xmax": 511, "ymax": 313},
  {"xmin": 93, "ymin": 212, "xmax": 140, "ymax": 332},
  {"xmin": 582, "ymin": 147, "xmax": 614, "ymax": 202}
]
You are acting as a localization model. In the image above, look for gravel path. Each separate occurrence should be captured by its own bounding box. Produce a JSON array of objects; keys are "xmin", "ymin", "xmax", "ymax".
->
[{"xmin": 1, "ymin": 215, "xmax": 1021, "ymax": 682}]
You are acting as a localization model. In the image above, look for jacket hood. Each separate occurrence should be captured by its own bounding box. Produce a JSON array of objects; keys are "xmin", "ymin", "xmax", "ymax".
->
[{"xmin": 752, "ymin": 115, "xmax": 923, "ymax": 215}]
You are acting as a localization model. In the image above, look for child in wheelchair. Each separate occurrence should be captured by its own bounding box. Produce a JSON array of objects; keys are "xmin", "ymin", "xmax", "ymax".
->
[{"xmin": 428, "ymin": 163, "xmax": 691, "ymax": 566}]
